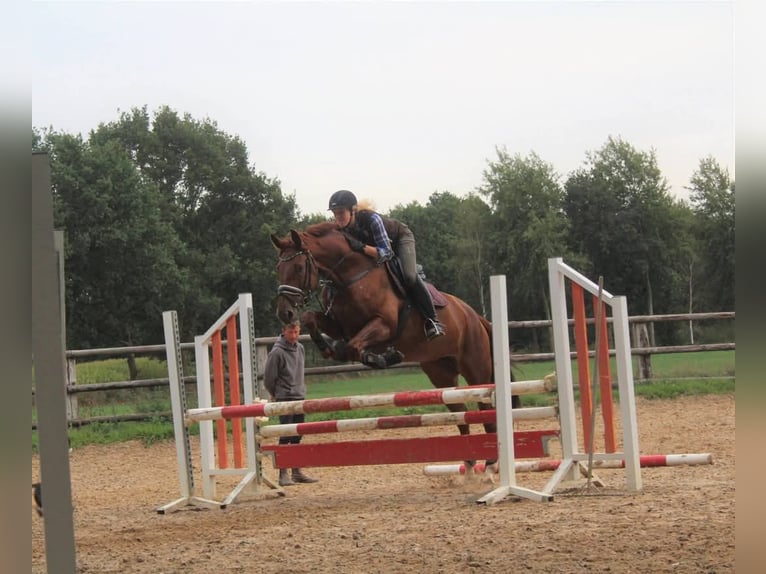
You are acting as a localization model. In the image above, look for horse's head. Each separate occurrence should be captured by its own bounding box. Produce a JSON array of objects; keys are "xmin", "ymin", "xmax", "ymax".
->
[
  {"xmin": 270, "ymin": 229, "xmax": 320, "ymax": 324},
  {"xmin": 271, "ymin": 222, "xmax": 373, "ymax": 324}
]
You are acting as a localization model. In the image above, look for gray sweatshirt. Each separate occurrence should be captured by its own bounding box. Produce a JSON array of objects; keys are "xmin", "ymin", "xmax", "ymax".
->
[{"xmin": 263, "ymin": 335, "xmax": 306, "ymax": 400}]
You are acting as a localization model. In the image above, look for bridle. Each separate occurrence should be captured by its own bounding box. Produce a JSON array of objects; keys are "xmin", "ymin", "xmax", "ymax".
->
[
  {"xmin": 276, "ymin": 244, "xmax": 378, "ymax": 313},
  {"xmin": 276, "ymin": 249, "xmax": 318, "ymax": 308}
]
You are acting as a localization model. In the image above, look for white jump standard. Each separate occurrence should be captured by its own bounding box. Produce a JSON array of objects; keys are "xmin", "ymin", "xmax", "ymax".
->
[{"xmin": 159, "ymin": 259, "xmax": 713, "ymax": 512}]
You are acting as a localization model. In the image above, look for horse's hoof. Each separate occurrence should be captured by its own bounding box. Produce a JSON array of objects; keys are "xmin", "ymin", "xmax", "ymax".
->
[
  {"xmin": 332, "ymin": 340, "xmax": 350, "ymax": 362},
  {"xmin": 382, "ymin": 348, "xmax": 404, "ymax": 367},
  {"xmin": 361, "ymin": 351, "xmax": 387, "ymax": 369}
]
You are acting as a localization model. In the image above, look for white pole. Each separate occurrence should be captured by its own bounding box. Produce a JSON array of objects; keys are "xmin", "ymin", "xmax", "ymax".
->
[
  {"xmin": 613, "ymin": 296, "xmax": 642, "ymax": 490},
  {"xmin": 491, "ymin": 274, "xmax": 516, "ymax": 490},
  {"xmin": 195, "ymin": 335, "xmax": 216, "ymax": 500},
  {"xmin": 157, "ymin": 312, "xmax": 221, "ymax": 514},
  {"xmin": 545, "ymin": 258, "xmax": 580, "ymax": 489},
  {"xmin": 477, "ymin": 276, "xmax": 551, "ymax": 504},
  {"xmin": 238, "ymin": 294, "xmax": 258, "ymax": 476}
]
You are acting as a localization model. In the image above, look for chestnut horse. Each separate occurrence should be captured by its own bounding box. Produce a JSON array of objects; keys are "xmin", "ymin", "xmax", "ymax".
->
[{"xmin": 270, "ymin": 222, "xmax": 518, "ymax": 459}]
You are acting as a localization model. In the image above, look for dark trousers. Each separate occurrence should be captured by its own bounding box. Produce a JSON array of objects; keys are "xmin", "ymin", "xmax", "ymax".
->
[
  {"xmin": 278, "ymin": 410, "xmax": 305, "ymax": 446},
  {"xmin": 394, "ymin": 235, "xmax": 418, "ymax": 288}
]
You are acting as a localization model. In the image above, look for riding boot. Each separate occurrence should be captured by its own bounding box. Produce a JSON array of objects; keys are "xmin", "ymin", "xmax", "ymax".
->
[
  {"xmin": 278, "ymin": 468, "xmax": 295, "ymax": 487},
  {"xmin": 291, "ymin": 468, "xmax": 318, "ymax": 483},
  {"xmin": 413, "ymin": 276, "xmax": 445, "ymax": 340}
]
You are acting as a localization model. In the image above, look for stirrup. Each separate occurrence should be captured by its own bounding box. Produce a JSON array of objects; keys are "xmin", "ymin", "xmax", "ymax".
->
[{"xmin": 424, "ymin": 319, "xmax": 445, "ymax": 340}]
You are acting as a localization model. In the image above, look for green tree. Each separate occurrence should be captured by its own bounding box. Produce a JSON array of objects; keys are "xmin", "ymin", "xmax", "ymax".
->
[
  {"xmin": 89, "ymin": 106, "xmax": 299, "ymax": 338},
  {"xmin": 34, "ymin": 106, "xmax": 300, "ymax": 346},
  {"xmin": 390, "ymin": 193, "xmax": 463, "ymax": 297},
  {"xmin": 478, "ymin": 148, "xmax": 573, "ymax": 349},
  {"xmin": 389, "ymin": 191, "xmax": 496, "ymax": 315},
  {"xmin": 563, "ymin": 136, "xmax": 691, "ymax": 342},
  {"xmin": 34, "ymin": 129, "xmax": 186, "ymax": 349},
  {"xmin": 453, "ymin": 194, "xmax": 494, "ymax": 316},
  {"xmin": 299, "ymin": 212, "xmax": 332, "ymax": 227},
  {"xmin": 686, "ymin": 156, "xmax": 735, "ymax": 312}
]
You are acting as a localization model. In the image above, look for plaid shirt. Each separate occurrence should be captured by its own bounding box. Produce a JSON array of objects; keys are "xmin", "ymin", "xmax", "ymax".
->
[{"xmin": 367, "ymin": 211, "xmax": 394, "ymax": 260}]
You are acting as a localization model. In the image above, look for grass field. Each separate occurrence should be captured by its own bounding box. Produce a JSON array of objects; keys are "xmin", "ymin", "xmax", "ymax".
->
[{"xmin": 32, "ymin": 350, "xmax": 734, "ymax": 450}]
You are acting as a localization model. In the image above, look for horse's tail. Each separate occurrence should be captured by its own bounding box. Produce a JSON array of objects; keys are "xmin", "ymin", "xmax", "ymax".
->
[{"xmin": 478, "ymin": 314, "xmax": 495, "ymax": 383}]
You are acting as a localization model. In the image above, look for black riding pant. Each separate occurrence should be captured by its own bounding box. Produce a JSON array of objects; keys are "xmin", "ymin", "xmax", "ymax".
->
[
  {"xmin": 277, "ymin": 408, "xmax": 305, "ymax": 446},
  {"xmin": 394, "ymin": 233, "xmax": 418, "ymax": 289}
]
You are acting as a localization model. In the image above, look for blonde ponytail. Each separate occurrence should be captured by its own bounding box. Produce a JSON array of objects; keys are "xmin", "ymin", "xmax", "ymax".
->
[{"xmin": 357, "ymin": 198, "xmax": 376, "ymax": 212}]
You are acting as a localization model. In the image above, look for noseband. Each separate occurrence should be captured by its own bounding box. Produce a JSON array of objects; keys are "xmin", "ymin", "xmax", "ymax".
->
[
  {"xmin": 276, "ymin": 249, "xmax": 317, "ymax": 308},
  {"xmin": 276, "ymin": 244, "xmax": 377, "ymax": 311}
]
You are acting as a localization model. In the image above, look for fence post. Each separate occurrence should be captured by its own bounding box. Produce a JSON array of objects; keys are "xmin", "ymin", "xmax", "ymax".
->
[
  {"xmin": 632, "ymin": 323, "xmax": 652, "ymax": 380},
  {"xmin": 255, "ymin": 343, "xmax": 268, "ymax": 399},
  {"xmin": 65, "ymin": 357, "xmax": 78, "ymax": 422}
]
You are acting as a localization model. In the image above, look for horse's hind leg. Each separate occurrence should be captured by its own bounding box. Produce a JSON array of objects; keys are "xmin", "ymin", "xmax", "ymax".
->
[
  {"xmin": 421, "ymin": 359, "xmax": 484, "ymax": 475},
  {"xmin": 456, "ymin": 358, "xmax": 497, "ymax": 435},
  {"xmin": 419, "ymin": 359, "xmax": 471, "ymax": 435},
  {"xmin": 456, "ymin": 351, "xmax": 499, "ymax": 466}
]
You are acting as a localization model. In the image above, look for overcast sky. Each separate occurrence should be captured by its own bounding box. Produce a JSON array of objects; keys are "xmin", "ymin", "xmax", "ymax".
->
[{"xmin": 31, "ymin": 1, "xmax": 734, "ymax": 217}]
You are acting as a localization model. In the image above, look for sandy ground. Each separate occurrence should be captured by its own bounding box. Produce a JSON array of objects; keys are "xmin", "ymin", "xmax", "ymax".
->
[{"xmin": 32, "ymin": 394, "xmax": 734, "ymax": 573}]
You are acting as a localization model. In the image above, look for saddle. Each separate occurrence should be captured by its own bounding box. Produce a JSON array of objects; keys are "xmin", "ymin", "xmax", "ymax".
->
[
  {"xmin": 384, "ymin": 259, "xmax": 448, "ymax": 308},
  {"xmin": 322, "ymin": 257, "xmax": 447, "ymax": 368}
]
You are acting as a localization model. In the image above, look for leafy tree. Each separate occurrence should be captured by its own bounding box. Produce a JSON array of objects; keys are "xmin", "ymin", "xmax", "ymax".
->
[
  {"xmin": 33, "ymin": 129, "xmax": 186, "ymax": 349},
  {"xmin": 89, "ymin": 106, "xmax": 299, "ymax": 338},
  {"xmin": 453, "ymin": 194, "xmax": 494, "ymax": 316},
  {"xmin": 389, "ymin": 191, "xmax": 497, "ymax": 316},
  {"xmin": 189, "ymin": 170, "xmax": 297, "ymax": 337},
  {"xmin": 563, "ymin": 136, "xmax": 691, "ymax": 343},
  {"xmin": 390, "ymin": 193, "xmax": 463, "ymax": 296},
  {"xmin": 299, "ymin": 212, "xmax": 332, "ymax": 227},
  {"xmin": 686, "ymin": 156, "xmax": 735, "ymax": 312},
  {"xmin": 34, "ymin": 106, "xmax": 300, "ymax": 347},
  {"xmin": 478, "ymin": 148, "xmax": 573, "ymax": 349}
]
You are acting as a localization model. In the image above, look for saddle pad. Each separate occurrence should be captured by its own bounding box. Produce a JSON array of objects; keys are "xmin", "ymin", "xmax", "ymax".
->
[{"xmin": 426, "ymin": 282, "xmax": 449, "ymax": 308}]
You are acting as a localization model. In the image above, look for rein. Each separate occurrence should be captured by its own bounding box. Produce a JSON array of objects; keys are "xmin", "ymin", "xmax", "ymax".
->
[
  {"xmin": 327, "ymin": 252, "xmax": 376, "ymax": 287},
  {"xmin": 276, "ymin": 246, "xmax": 378, "ymax": 311},
  {"xmin": 276, "ymin": 249, "xmax": 317, "ymax": 305}
]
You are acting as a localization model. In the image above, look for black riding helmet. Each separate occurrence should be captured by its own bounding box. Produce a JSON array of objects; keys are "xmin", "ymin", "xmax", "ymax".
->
[{"xmin": 328, "ymin": 189, "xmax": 358, "ymax": 210}]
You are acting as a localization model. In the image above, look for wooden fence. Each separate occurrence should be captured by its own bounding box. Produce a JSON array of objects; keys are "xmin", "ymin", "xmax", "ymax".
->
[{"xmin": 32, "ymin": 312, "xmax": 734, "ymax": 428}]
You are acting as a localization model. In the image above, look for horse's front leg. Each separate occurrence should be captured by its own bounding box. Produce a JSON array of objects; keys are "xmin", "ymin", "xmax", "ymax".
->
[
  {"xmin": 300, "ymin": 311, "xmax": 345, "ymax": 359},
  {"xmin": 344, "ymin": 317, "xmax": 397, "ymax": 368}
]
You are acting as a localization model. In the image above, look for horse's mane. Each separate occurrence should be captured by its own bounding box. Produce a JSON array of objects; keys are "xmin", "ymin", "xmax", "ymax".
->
[{"xmin": 304, "ymin": 221, "xmax": 342, "ymax": 238}]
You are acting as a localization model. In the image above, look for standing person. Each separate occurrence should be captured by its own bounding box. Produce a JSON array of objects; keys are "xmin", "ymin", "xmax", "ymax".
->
[
  {"xmin": 263, "ymin": 320, "xmax": 318, "ymax": 486},
  {"xmin": 328, "ymin": 189, "xmax": 445, "ymax": 340}
]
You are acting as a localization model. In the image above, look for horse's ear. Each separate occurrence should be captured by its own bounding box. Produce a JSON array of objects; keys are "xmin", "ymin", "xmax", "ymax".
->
[
  {"xmin": 270, "ymin": 233, "xmax": 283, "ymax": 251},
  {"xmin": 290, "ymin": 229, "xmax": 303, "ymax": 249}
]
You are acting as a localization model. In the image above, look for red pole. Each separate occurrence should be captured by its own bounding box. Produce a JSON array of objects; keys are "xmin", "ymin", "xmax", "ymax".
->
[
  {"xmin": 226, "ymin": 316, "xmax": 243, "ymax": 468},
  {"xmin": 571, "ymin": 283, "xmax": 593, "ymax": 451},
  {"xmin": 211, "ymin": 331, "xmax": 228, "ymax": 468},
  {"xmin": 593, "ymin": 296, "xmax": 616, "ymax": 453}
]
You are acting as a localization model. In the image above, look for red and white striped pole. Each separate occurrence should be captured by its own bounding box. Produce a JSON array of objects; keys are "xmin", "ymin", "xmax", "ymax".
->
[
  {"xmin": 259, "ymin": 406, "xmax": 556, "ymax": 438},
  {"xmin": 261, "ymin": 410, "xmax": 495, "ymax": 438},
  {"xmin": 186, "ymin": 379, "xmax": 556, "ymax": 424},
  {"xmin": 423, "ymin": 453, "xmax": 713, "ymax": 476}
]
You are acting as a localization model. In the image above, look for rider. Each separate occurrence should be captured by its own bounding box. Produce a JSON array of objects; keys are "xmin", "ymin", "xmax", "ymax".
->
[{"xmin": 328, "ymin": 189, "xmax": 445, "ymax": 340}]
